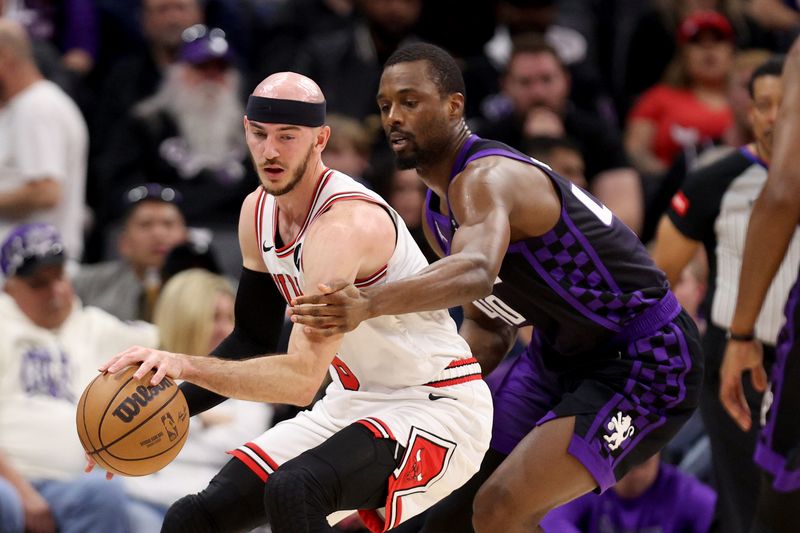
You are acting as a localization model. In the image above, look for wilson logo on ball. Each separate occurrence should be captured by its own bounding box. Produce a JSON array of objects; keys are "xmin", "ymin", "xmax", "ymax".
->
[{"xmin": 112, "ymin": 378, "xmax": 176, "ymax": 423}]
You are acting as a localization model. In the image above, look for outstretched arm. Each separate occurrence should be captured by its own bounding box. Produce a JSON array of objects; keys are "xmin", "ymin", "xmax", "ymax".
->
[
  {"xmin": 289, "ymin": 159, "xmax": 560, "ymax": 333},
  {"xmin": 101, "ymin": 200, "xmax": 395, "ymax": 406},
  {"xmin": 720, "ymin": 39, "xmax": 800, "ymax": 430}
]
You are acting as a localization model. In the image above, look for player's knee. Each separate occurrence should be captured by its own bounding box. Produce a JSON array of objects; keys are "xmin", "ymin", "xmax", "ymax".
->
[
  {"xmin": 161, "ymin": 494, "xmax": 214, "ymax": 533},
  {"xmin": 263, "ymin": 467, "xmax": 314, "ymax": 523}
]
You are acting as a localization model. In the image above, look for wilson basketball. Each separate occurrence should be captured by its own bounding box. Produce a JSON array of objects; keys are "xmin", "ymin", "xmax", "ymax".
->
[{"xmin": 76, "ymin": 366, "xmax": 189, "ymax": 476}]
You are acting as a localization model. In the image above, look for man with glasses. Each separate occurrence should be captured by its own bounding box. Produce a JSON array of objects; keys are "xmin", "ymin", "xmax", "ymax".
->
[
  {"xmin": 0, "ymin": 223, "xmax": 157, "ymax": 533},
  {"xmin": 73, "ymin": 184, "xmax": 187, "ymax": 322}
]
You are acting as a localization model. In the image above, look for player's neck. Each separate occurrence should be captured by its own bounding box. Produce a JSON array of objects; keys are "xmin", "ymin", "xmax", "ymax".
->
[{"xmin": 416, "ymin": 126, "xmax": 472, "ymax": 199}]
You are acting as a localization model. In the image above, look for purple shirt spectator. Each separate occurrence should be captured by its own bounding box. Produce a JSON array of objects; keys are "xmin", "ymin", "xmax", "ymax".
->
[{"xmin": 541, "ymin": 463, "xmax": 716, "ymax": 533}]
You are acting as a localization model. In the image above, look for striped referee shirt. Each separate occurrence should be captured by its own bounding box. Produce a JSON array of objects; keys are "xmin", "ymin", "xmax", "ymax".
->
[{"xmin": 668, "ymin": 146, "xmax": 800, "ymax": 345}]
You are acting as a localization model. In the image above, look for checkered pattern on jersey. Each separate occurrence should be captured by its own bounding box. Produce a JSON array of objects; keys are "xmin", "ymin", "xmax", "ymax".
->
[
  {"xmin": 587, "ymin": 322, "xmax": 692, "ymax": 463},
  {"xmin": 530, "ymin": 220, "xmax": 660, "ymax": 326}
]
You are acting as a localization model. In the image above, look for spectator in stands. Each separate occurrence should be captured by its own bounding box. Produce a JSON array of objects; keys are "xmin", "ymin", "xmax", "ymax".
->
[
  {"xmin": 73, "ymin": 184, "xmax": 187, "ymax": 322},
  {"xmin": 483, "ymin": 0, "xmax": 601, "ymax": 111},
  {"xmin": 625, "ymin": 11, "xmax": 735, "ymax": 178},
  {"xmin": 541, "ymin": 454, "xmax": 717, "ymax": 533},
  {"xmin": 292, "ymin": 0, "xmax": 422, "ymax": 120},
  {"xmin": 477, "ymin": 36, "xmax": 643, "ymax": 232},
  {"xmin": 91, "ymin": 0, "xmax": 202, "ymax": 153},
  {"xmin": 124, "ymin": 269, "xmax": 273, "ymax": 529},
  {"xmin": 0, "ymin": 19, "xmax": 88, "ymax": 259},
  {"xmin": 0, "ymin": 222, "xmax": 158, "ymax": 533},
  {"xmin": 624, "ymin": 0, "xmax": 777, "ymax": 118},
  {"xmin": 524, "ymin": 135, "xmax": 588, "ymax": 189},
  {"xmin": 98, "ymin": 24, "xmax": 255, "ymax": 229},
  {"xmin": 375, "ymin": 166, "xmax": 436, "ymax": 263},
  {"xmin": 638, "ymin": 48, "xmax": 771, "ymax": 243},
  {"xmin": 322, "ymin": 113, "xmax": 373, "ymax": 186}
]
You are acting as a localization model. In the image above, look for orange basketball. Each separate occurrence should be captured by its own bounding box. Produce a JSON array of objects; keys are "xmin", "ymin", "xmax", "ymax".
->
[{"xmin": 76, "ymin": 366, "xmax": 189, "ymax": 476}]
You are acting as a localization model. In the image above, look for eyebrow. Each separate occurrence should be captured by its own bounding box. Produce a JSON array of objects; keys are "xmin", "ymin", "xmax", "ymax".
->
[
  {"xmin": 377, "ymin": 87, "xmax": 419, "ymax": 100},
  {"xmin": 249, "ymin": 124, "xmax": 302, "ymax": 132}
]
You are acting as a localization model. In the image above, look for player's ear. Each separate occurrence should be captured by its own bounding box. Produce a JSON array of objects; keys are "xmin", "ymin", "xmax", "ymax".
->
[
  {"xmin": 315, "ymin": 125, "xmax": 331, "ymax": 152},
  {"xmin": 447, "ymin": 93, "xmax": 465, "ymax": 120}
]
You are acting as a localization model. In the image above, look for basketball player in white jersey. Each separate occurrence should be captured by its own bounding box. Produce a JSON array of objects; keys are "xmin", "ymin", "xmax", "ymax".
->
[{"xmin": 95, "ymin": 72, "xmax": 493, "ymax": 533}]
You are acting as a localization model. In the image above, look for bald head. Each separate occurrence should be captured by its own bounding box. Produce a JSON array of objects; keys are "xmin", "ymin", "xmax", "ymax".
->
[
  {"xmin": 253, "ymin": 72, "xmax": 325, "ymax": 104},
  {"xmin": 0, "ymin": 19, "xmax": 33, "ymax": 62}
]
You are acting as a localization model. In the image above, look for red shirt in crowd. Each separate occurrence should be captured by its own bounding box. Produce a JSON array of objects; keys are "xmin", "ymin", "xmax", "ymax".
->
[{"xmin": 629, "ymin": 84, "xmax": 733, "ymax": 166}]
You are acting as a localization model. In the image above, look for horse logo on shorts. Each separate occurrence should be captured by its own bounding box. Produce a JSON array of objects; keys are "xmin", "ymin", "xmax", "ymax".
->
[{"xmin": 604, "ymin": 411, "xmax": 635, "ymax": 451}]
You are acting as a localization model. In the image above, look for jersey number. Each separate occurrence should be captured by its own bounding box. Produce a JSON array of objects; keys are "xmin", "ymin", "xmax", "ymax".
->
[
  {"xmin": 571, "ymin": 183, "xmax": 613, "ymax": 226},
  {"xmin": 474, "ymin": 295, "xmax": 526, "ymax": 326},
  {"xmin": 332, "ymin": 356, "xmax": 360, "ymax": 391}
]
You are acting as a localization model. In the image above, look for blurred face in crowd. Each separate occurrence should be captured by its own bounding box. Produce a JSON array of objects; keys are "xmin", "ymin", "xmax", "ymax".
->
[
  {"xmin": 323, "ymin": 143, "xmax": 370, "ymax": 179},
  {"xmin": 5, "ymin": 265, "xmax": 74, "ymax": 329},
  {"xmin": 245, "ymin": 120, "xmax": 325, "ymax": 196},
  {"xmin": 142, "ymin": 0, "xmax": 203, "ymax": 50},
  {"xmin": 208, "ymin": 290, "xmax": 234, "ymax": 353},
  {"xmin": 389, "ymin": 169, "xmax": 425, "ymax": 228},
  {"xmin": 749, "ymin": 74, "xmax": 783, "ymax": 161},
  {"xmin": 119, "ymin": 201, "xmax": 187, "ymax": 275},
  {"xmin": 684, "ymin": 31, "xmax": 734, "ymax": 86},
  {"xmin": 360, "ymin": 0, "xmax": 422, "ymax": 40},
  {"xmin": 378, "ymin": 60, "xmax": 460, "ymax": 170},
  {"xmin": 547, "ymin": 147, "xmax": 587, "ymax": 189},
  {"xmin": 504, "ymin": 51, "xmax": 570, "ymax": 116}
]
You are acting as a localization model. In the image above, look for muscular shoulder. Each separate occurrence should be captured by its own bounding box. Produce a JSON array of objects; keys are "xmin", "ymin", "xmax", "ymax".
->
[
  {"xmin": 304, "ymin": 200, "xmax": 395, "ymax": 278},
  {"xmin": 449, "ymin": 156, "xmax": 557, "ymax": 234},
  {"xmin": 308, "ymin": 199, "xmax": 394, "ymax": 246}
]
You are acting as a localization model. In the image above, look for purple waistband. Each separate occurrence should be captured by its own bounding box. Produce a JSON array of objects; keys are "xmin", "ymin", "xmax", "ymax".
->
[{"xmin": 614, "ymin": 291, "xmax": 681, "ymax": 343}]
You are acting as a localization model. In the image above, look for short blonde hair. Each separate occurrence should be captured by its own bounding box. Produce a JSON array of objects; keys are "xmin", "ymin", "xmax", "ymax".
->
[{"xmin": 154, "ymin": 269, "xmax": 235, "ymax": 355}]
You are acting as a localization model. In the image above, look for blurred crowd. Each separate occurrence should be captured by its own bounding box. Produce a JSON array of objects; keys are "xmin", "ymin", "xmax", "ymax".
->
[{"xmin": 0, "ymin": 0, "xmax": 799, "ymax": 532}]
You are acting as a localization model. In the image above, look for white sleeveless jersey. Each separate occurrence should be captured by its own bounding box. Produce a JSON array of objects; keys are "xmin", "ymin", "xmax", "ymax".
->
[{"xmin": 254, "ymin": 168, "xmax": 477, "ymax": 393}]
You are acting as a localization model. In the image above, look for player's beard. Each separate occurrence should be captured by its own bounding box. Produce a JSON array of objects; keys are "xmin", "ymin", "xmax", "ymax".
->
[
  {"xmin": 261, "ymin": 142, "xmax": 315, "ymax": 196},
  {"xmin": 394, "ymin": 134, "xmax": 450, "ymax": 171}
]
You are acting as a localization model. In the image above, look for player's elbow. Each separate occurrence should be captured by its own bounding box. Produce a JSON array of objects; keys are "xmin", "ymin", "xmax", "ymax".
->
[{"xmin": 465, "ymin": 254, "xmax": 496, "ymax": 299}]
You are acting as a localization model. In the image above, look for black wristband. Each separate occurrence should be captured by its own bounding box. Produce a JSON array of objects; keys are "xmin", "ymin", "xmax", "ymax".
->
[{"xmin": 726, "ymin": 330, "xmax": 755, "ymax": 342}]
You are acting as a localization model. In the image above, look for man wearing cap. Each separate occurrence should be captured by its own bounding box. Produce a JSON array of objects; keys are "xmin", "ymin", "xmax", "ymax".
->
[
  {"xmin": 73, "ymin": 184, "xmax": 188, "ymax": 322},
  {"xmin": 0, "ymin": 19, "xmax": 88, "ymax": 259},
  {"xmin": 94, "ymin": 71, "xmax": 493, "ymax": 533},
  {"xmin": 99, "ymin": 24, "xmax": 256, "ymax": 229},
  {"xmin": 0, "ymin": 223, "xmax": 158, "ymax": 533}
]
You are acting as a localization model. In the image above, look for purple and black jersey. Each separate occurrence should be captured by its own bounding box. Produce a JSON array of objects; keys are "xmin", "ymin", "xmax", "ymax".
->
[{"xmin": 425, "ymin": 135, "xmax": 674, "ymax": 360}]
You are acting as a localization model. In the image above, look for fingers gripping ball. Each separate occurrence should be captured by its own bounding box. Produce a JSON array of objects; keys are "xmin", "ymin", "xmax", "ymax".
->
[{"xmin": 76, "ymin": 366, "xmax": 189, "ymax": 476}]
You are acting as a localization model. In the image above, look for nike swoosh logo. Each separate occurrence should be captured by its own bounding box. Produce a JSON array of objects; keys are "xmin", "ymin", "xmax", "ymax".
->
[
  {"xmin": 428, "ymin": 393, "xmax": 456, "ymax": 401},
  {"xmin": 263, "ymin": 242, "xmax": 274, "ymax": 252}
]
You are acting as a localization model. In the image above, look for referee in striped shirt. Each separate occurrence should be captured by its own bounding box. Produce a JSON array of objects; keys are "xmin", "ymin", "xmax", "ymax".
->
[{"xmin": 652, "ymin": 56, "xmax": 798, "ymax": 533}]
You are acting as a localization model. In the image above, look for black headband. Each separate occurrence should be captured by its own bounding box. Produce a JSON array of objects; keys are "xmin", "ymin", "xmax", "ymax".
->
[{"xmin": 245, "ymin": 95, "xmax": 326, "ymax": 127}]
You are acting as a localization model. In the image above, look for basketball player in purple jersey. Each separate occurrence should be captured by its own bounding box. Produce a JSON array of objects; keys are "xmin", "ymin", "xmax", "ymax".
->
[
  {"xmin": 721, "ymin": 38, "xmax": 800, "ymax": 533},
  {"xmin": 290, "ymin": 43, "xmax": 704, "ymax": 532}
]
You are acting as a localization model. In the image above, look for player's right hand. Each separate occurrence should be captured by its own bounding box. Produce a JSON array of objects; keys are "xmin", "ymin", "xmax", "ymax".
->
[
  {"xmin": 21, "ymin": 488, "xmax": 56, "ymax": 533},
  {"xmin": 720, "ymin": 338, "xmax": 766, "ymax": 432},
  {"xmin": 84, "ymin": 453, "xmax": 114, "ymax": 480},
  {"xmin": 289, "ymin": 280, "xmax": 370, "ymax": 336}
]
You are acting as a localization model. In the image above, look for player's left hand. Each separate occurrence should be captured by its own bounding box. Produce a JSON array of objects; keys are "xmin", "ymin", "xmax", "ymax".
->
[
  {"xmin": 289, "ymin": 280, "xmax": 371, "ymax": 336},
  {"xmin": 99, "ymin": 346, "xmax": 187, "ymax": 386},
  {"xmin": 720, "ymin": 338, "xmax": 766, "ymax": 432}
]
